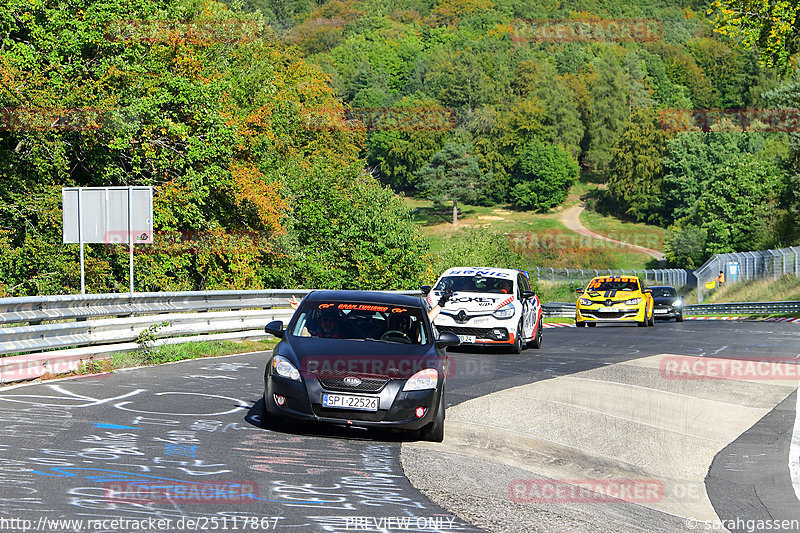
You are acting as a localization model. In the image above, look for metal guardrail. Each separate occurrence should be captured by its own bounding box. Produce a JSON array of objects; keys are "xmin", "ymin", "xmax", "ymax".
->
[
  {"xmin": 0, "ymin": 289, "xmax": 420, "ymax": 383},
  {"xmin": 531, "ymin": 268, "xmax": 694, "ymax": 287},
  {"xmin": 543, "ymin": 301, "xmax": 800, "ymax": 318}
]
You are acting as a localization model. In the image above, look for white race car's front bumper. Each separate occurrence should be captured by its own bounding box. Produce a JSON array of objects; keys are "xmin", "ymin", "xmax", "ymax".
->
[{"xmin": 434, "ymin": 314, "xmax": 519, "ymax": 345}]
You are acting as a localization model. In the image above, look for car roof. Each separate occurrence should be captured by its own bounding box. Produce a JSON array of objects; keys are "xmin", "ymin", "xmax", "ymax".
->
[
  {"xmin": 303, "ymin": 290, "xmax": 424, "ymax": 307},
  {"xmin": 440, "ymin": 267, "xmax": 521, "ymax": 278}
]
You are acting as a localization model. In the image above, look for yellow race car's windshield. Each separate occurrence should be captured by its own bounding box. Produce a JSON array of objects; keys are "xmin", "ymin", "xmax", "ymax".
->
[{"xmin": 587, "ymin": 280, "xmax": 639, "ymax": 292}]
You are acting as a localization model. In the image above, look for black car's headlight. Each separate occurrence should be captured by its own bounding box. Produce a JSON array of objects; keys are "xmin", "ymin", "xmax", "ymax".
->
[
  {"xmin": 403, "ymin": 368, "xmax": 438, "ymax": 391},
  {"xmin": 271, "ymin": 355, "xmax": 301, "ymax": 382},
  {"xmin": 673, "ymin": 299, "xmax": 683, "ymax": 307}
]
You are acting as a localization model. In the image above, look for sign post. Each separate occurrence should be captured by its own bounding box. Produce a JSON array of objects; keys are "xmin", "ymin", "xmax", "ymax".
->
[{"xmin": 63, "ymin": 187, "xmax": 153, "ymax": 293}]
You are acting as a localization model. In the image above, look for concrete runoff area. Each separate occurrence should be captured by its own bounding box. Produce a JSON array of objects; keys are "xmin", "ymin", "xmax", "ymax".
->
[{"xmin": 402, "ymin": 354, "xmax": 800, "ymax": 532}]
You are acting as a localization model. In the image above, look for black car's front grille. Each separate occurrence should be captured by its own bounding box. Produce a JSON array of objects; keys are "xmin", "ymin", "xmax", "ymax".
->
[
  {"xmin": 316, "ymin": 374, "xmax": 389, "ymax": 393},
  {"xmin": 312, "ymin": 405, "xmax": 387, "ymax": 421}
]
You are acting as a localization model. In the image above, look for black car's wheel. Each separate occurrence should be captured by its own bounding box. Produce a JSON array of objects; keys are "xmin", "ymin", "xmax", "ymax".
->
[
  {"xmin": 529, "ymin": 318, "xmax": 543, "ymax": 349},
  {"xmin": 587, "ymin": 322, "xmax": 596, "ymax": 327},
  {"xmin": 676, "ymin": 313, "xmax": 683, "ymax": 322},
  {"xmin": 420, "ymin": 388, "xmax": 445, "ymax": 443},
  {"xmin": 510, "ymin": 321, "xmax": 524, "ymax": 354},
  {"xmin": 576, "ymin": 321, "xmax": 585, "ymax": 327}
]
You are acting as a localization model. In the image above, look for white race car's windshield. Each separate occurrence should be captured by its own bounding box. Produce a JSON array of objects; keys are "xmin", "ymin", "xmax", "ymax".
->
[
  {"xmin": 434, "ymin": 275, "xmax": 513, "ymax": 294},
  {"xmin": 290, "ymin": 302, "xmax": 428, "ymax": 344}
]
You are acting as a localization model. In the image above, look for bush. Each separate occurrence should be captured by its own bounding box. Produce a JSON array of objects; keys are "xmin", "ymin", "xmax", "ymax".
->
[{"xmin": 510, "ymin": 139, "xmax": 579, "ymax": 211}]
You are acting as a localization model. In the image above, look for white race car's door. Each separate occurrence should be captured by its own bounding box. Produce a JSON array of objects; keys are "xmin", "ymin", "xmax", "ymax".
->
[{"xmin": 518, "ymin": 273, "xmax": 535, "ymax": 340}]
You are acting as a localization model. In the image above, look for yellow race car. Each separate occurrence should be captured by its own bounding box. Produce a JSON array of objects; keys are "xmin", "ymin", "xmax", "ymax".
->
[{"xmin": 575, "ymin": 276, "xmax": 654, "ymax": 327}]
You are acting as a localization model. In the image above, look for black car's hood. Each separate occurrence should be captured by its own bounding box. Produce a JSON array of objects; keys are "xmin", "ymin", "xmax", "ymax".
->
[{"xmin": 280, "ymin": 337, "xmax": 442, "ymax": 378}]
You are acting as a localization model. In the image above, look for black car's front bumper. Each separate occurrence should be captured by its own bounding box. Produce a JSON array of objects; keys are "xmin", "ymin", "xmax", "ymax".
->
[
  {"xmin": 263, "ymin": 374, "xmax": 441, "ymax": 430},
  {"xmin": 653, "ymin": 305, "xmax": 683, "ymax": 319}
]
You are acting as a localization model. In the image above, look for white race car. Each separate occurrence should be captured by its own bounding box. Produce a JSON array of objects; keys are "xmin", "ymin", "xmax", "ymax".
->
[{"xmin": 426, "ymin": 267, "xmax": 543, "ymax": 353}]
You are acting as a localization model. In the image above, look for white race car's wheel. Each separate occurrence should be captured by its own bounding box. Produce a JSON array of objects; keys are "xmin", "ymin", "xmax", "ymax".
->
[{"xmin": 510, "ymin": 321, "xmax": 524, "ymax": 354}]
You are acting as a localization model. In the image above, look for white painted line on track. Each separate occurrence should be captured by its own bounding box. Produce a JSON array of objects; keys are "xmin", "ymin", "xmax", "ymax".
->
[{"xmin": 790, "ymin": 385, "xmax": 800, "ymax": 504}]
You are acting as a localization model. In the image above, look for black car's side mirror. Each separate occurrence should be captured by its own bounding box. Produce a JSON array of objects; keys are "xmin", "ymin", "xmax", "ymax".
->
[
  {"xmin": 264, "ymin": 320, "xmax": 285, "ymax": 338},
  {"xmin": 420, "ymin": 285, "xmax": 432, "ymax": 296},
  {"xmin": 521, "ymin": 290, "xmax": 536, "ymax": 299},
  {"xmin": 644, "ymin": 288, "xmax": 652, "ymax": 294},
  {"xmin": 436, "ymin": 331, "xmax": 460, "ymax": 348}
]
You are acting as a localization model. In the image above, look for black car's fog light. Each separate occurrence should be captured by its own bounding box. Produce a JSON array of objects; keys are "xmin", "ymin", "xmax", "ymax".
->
[
  {"xmin": 274, "ymin": 394, "xmax": 286, "ymax": 406},
  {"xmin": 415, "ymin": 407, "xmax": 427, "ymax": 418}
]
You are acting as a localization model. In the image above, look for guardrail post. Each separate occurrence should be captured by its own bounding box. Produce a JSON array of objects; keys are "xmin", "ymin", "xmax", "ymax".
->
[
  {"xmin": 551, "ymin": 268, "xmax": 555, "ymax": 282},
  {"xmin": 580, "ymin": 269, "xmax": 584, "ymax": 285}
]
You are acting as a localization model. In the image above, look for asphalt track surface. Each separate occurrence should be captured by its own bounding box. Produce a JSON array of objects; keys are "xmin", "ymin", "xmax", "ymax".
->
[{"xmin": 0, "ymin": 321, "xmax": 799, "ymax": 533}]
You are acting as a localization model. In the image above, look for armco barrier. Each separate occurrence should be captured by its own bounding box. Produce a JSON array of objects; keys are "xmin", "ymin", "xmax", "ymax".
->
[
  {"xmin": 543, "ymin": 301, "xmax": 800, "ymax": 318},
  {"xmin": 0, "ymin": 289, "xmax": 416, "ymax": 383}
]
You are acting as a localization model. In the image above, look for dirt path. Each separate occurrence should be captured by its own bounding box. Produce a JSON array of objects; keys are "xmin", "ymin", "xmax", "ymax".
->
[{"xmin": 561, "ymin": 204, "xmax": 666, "ymax": 262}]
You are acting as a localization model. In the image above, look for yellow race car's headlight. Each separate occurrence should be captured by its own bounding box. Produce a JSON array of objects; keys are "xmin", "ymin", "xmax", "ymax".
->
[
  {"xmin": 579, "ymin": 298, "xmax": 593, "ymax": 306},
  {"xmin": 624, "ymin": 297, "xmax": 642, "ymax": 305}
]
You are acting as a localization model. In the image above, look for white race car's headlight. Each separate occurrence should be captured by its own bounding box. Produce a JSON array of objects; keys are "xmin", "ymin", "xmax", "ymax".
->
[
  {"xmin": 674, "ymin": 299, "xmax": 683, "ymax": 307},
  {"xmin": 579, "ymin": 298, "xmax": 593, "ymax": 306},
  {"xmin": 271, "ymin": 355, "xmax": 301, "ymax": 381},
  {"xmin": 493, "ymin": 303, "xmax": 515, "ymax": 319},
  {"xmin": 624, "ymin": 298, "xmax": 642, "ymax": 305},
  {"xmin": 403, "ymin": 368, "xmax": 438, "ymax": 391}
]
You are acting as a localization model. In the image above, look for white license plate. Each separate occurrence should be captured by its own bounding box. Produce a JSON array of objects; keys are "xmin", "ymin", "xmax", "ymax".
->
[
  {"xmin": 599, "ymin": 307, "xmax": 616, "ymax": 312},
  {"xmin": 655, "ymin": 309, "xmax": 669, "ymax": 314},
  {"xmin": 322, "ymin": 393, "xmax": 378, "ymax": 411},
  {"xmin": 458, "ymin": 335, "xmax": 476, "ymax": 343}
]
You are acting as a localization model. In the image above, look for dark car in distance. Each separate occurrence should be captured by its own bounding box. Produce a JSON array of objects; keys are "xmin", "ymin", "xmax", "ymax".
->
[
  {"xmin": 648, "ymin": 286, "xmax": 684, "ymax": 322},
  {"xmin": 261, "ymin": 290, "xmax": 459, "ymax": 442}
]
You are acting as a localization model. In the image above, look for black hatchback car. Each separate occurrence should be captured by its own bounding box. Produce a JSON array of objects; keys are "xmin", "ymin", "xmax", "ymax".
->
[
  {"xmin": 648, "ymin": 286, "xmax": 684, "ymax": 322},
  {"xmin": 261, "ymin": 290, "xmax": 459, "ymax": 442}
]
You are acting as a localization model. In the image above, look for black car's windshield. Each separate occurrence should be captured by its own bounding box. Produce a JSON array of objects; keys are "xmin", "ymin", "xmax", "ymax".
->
[
  {"xmin": 434, "ymin": 275, "xmax": 513, "ymax": 294},
  {"xmin": 290, "ymin": 302, "xmax": 428, "ymax": 344},
  {"xmin": 649, "ymin": 287, "xmax": 677, "ymax": 298}
]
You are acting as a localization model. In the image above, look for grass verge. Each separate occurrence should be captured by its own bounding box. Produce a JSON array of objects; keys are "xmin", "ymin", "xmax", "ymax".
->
[{"xmin": 40, "ymin": 338, "xmax": 279, "ymax": 381}]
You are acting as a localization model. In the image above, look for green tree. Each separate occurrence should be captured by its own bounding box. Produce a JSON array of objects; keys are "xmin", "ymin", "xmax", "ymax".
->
[
  {"xmin": 711, "ymin": 0, "xmax": 800, "ymax": 74},
  {"xmin": 417, "ymin": 142, "xmax": 485, "ymax": 225},
  {"xmin": 584, "ymin": 51, "xmax": 629, "ymax": 171},
  {"xmin": 696, "ymin": 153, "xmax": 784, "ymax": 254},
  {"xmin": 606, "ymin": 113, "xmax": 668, "ymax": 223},
  {"xmin": 509, "ymin": 139, "xmax": 578, "ymax": 211},
  {"xmin": 664, "ymin": 224, "xmax": 708, "ymax": 269}
]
